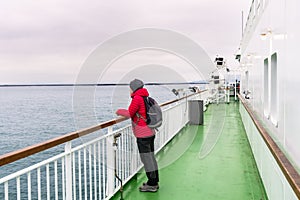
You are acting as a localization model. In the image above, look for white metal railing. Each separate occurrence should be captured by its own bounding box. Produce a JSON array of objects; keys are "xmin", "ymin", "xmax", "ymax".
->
[
  {"xmin": 241, "ymin": 0, "xmax": 267, "ymax": 52},
  {"xmin": 0, "ymin": 91, "xmax": 207, "ymax": 200}
]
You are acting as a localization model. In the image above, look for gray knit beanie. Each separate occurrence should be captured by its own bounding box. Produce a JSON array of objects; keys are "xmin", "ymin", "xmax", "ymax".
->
[{"xmin": 129, "ymin": 79, "xmax": 144, "ymax": 92}]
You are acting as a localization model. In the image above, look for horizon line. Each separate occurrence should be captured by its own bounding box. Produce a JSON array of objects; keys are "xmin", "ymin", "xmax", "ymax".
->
[{"xmin": 0, "ymin": 81, "xmax": 209, "ymax": 87}]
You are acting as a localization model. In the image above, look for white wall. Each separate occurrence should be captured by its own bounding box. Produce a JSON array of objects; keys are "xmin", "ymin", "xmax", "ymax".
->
[
  {"xmin": 239, "ymin": 0, "xmax": 300, "ymax": 199},
  {"xmin": 284, "ymin": 0, "xmax": 300, "ymax": 167},
  {"xmin": 240, "ymin": 104, "xmax": 298, "ymax": 200},
  {"xmin": 240, "ymin": 0, "xmax": 300, "ymax": 170}
]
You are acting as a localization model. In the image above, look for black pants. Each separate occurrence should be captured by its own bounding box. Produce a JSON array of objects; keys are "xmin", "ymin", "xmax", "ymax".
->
[{"xmin": 137, "ymin": 135, "xmax": 159, "ymax": 186}]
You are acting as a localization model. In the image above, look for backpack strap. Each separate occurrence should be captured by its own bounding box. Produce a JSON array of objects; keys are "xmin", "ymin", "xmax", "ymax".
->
[
  {"xmin": 136, "ymin": 112, "xmax": 158, "ymax": 131},
  {"xmin": 136, "ymin": 96, "xmax": 148, "ymax": 123},
  {"xmin": 136, "ymin": 112, "xmax": 147, "ymax": 123}
]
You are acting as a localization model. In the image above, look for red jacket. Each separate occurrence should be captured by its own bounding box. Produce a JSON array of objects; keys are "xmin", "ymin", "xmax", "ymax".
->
[{"xmin": 116, "ymin": 88, "xmax": 155, "ymax": 138}]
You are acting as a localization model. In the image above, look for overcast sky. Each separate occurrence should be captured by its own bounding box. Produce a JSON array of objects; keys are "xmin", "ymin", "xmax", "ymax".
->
[{"xmin": 0, "ymin": 0, "xmax": 250, "ymax": 84}]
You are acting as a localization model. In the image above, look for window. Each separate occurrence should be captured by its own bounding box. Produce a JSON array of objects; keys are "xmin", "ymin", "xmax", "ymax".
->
[
  {"xmin": 245, "ymin": 71, "xmax": 249, "ymax": 90},
  {"xmin": 264, "ymin": 58, "xmax": 269, "ymax": 118},
  {"xmin": 270, "ymin": 53, "xmax": 278, "ymax": 126}
]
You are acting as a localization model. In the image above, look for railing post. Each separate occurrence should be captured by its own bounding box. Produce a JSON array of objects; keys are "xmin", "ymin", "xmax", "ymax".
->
[
  {"xmin": 65, "ymin": 142, "xmax": 73, "ymax": 200},
  {"xmin": 106, "ymin": 127, "xmax": 115, "ymax": 197}
]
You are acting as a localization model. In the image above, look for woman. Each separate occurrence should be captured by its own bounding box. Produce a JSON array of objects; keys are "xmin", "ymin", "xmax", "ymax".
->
[{"xmin": 116, "ymin": 79, "xmax": 159, "ymax": 192}]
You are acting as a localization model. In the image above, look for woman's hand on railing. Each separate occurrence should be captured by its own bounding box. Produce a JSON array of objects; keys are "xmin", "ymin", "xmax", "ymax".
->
[{"xmin": 116, "ymin": 109, "xmax": 130, "ymax": 118}]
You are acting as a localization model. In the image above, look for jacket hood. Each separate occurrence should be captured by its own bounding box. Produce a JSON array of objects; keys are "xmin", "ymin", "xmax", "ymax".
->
[{"xmin": 131, "ymin": 88, "xmax": 149, "ymax": 98}]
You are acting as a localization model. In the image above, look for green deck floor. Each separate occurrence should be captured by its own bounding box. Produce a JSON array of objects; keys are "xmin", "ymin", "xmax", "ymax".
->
[{"xmin": 111, "ymin": 101, "xmax": 267, "ymax": 200}]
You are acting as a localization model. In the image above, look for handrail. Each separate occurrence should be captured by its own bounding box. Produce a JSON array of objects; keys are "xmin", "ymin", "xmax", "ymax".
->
[
  {"xmin": 0, "ymin": 90, "xmax": 207, "ymax": 166},
  {"xmin": 238, "ymin": 94, "xmax": 300, "ymax": 199}
]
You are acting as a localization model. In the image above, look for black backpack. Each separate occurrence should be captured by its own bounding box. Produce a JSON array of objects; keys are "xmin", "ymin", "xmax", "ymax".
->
[{"xmin": 138, "ymin": 97, "xmax": 162, "ymax": 129}]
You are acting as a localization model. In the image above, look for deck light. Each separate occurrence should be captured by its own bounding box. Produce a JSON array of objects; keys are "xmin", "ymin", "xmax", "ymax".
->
[{"xmin": 260, "ymin": 28, "xmax": 272, "ymax": 40}]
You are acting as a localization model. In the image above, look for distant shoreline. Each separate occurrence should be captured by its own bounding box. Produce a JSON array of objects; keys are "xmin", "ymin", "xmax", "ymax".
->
[
  {"xmin": 0, "ymin": 82, "xmax": 208, "ymax": 87},
  {"xmin": 0, "ymin": 83, "xmax": 126, "ymax": 87}
]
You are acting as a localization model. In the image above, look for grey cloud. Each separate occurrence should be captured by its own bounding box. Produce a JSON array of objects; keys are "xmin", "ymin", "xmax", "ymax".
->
[{"xmin": 0, "ymin": 0, "xmax": 250, "ymax": 84}]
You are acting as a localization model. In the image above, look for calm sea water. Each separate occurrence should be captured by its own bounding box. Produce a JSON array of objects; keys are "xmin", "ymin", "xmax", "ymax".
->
[{"xmin": 0, "ymin": 85, "xmax": 181, "ymax": 178}]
